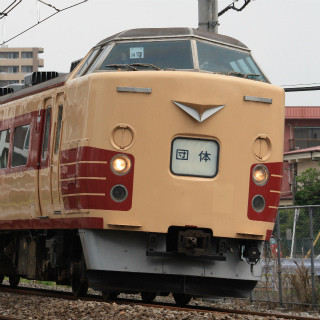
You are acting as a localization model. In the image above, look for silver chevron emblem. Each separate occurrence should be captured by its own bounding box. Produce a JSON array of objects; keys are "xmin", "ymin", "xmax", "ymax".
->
[{"xmin": 172, "ymin": 101, "xmax": 224, "ymax": 123}]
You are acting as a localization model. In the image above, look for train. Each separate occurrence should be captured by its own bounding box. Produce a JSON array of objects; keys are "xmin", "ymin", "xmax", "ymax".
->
[{"xmin": 0, "ymin": 27, "xmax": 284, "ymax": 305}]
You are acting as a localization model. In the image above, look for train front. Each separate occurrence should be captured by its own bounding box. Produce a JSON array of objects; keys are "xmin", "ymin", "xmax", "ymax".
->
[{"xmin": 65, "ymin": 28, "xmax": 284, "ymax": 301}]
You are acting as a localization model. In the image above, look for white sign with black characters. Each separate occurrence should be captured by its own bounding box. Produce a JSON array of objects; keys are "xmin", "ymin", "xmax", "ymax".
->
[
  {"xmin": 130, "ymin": 47, "xmax": 144, "ymax": 59},
  {"xmin": 171, "ymin": 138, "xmax": 219, "ymax": 178}
]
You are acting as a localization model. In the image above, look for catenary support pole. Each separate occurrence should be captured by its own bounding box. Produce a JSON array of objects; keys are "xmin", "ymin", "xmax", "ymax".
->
[
  {"xmin": 308, "ymin": 208, "xmax": 317, "ymax": 308},
  {"xmin": 290, "ymin": 208, "xmax": 299, "ymax": 258},
  {"xmin": 276, "ymin": 212, "xmax": 283, "ymax": 307},
  {"xmin": 198, "ymin": 0, "xmax": 218, "ymax": 33}
]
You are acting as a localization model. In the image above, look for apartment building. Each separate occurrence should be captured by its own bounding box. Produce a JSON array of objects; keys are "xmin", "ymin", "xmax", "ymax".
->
[{"xmin": 0, "ymin": 47, "xmax": 44, "ymax": 87}]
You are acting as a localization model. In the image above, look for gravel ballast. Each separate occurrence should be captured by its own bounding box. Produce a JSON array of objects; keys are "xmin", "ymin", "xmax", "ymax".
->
[{"xmin": 0, "ymin": 280, "xmax": 319, "ymax": 320}]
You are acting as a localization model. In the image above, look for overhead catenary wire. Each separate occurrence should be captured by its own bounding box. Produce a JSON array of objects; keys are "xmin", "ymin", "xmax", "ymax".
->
[
  {"xmin": 218, "ymin": 0, "xmax": 253, "ymax": 17},
  {"xmin": 38, "ymin": 0, "xmax": 60, "ymax": 12},
  {"xmin": 0, "ymin": 0, "xmax": 88, "ymax": 45},
  {"xmin": 1, "ymin": 0, "xmax": 255, "ymax": 45},
  {"xmin": 282, "ymin": 82, "xmax": 320, "ymax": 87},
  {"xmin": 284, "ymin": 86, "xmax": 320, "ymax": 92},
  {"xmin": 36, "ymin": 0, "xmax": 40, "ymax": 23},
  {"xmin": 0, "ymin": 0, "xmax": 23, "ymax": 19}
]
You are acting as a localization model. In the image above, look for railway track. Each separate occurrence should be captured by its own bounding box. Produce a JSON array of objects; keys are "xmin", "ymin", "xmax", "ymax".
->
[
  {"xmin": 0, "ymin": 285, "xmax": 319, "ymax": 320},
  {"xmin": 0, "ymin": 286, "xmax": 319, "ymax": 320}
]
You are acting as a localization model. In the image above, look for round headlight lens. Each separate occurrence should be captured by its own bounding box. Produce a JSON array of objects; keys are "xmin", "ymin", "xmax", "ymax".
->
[
  {"xmin": 111, "ymin": 185, "xmax": 128, "ymax": 202},
  {"xmin": 252, "ymin": 165, "xmax": 269, "ymax": 186},
  {"xmin": 252, "ymin": 195, "xmax": 265, "ymax": 213},
  {"xmin": 111, "ymin": 154, "xmax": 131, "ymax": 175}
]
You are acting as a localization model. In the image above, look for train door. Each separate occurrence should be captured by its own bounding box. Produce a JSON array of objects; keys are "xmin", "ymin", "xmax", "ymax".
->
[
  {"xmin": 51, "ymin": 94, "xmax": 64, "ymax": 213},
  {"xmin": 38, "ymin": 99, "xmax": 53, "ymax": 216}
]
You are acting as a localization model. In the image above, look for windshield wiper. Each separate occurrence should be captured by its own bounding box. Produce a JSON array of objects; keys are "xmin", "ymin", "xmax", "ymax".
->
[
  {"xmin": 227, "ymin": 71, "xmax": 261, "ymax": 79},
  {"xmin": 128, "ymin": 63, "xmax": 161, "ymax": 70},
  {"xmin": 105, "ymin": 64, "xmax": 138, "ymax": 71},
  {"xmin": 246, "ymin": 74, "xmax": 261, "ymax": 80}
]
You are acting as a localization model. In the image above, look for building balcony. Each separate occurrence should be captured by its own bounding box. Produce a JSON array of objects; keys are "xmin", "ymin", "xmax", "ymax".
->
[
  {"xmin": 0, "ymin": 73, "xmax": 24, "ymax": 81},
  {"xmin": 38, "ymin": 58, "xmax": 44, "ymax": 68},
  {"xmin": 289, "ymin": 138, "xmax": 320, "ymax": 151}
]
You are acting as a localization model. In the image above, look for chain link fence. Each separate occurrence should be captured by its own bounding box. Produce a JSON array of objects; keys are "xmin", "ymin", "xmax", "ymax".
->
[{"xmin": 251, "ymin": 205, "xmax": 320, "ymax": 309}]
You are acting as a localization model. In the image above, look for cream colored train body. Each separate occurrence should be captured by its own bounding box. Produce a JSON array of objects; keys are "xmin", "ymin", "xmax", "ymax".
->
[{"xmin": 0, "ymin": 28, "xmax": 284, "ymax": 302}]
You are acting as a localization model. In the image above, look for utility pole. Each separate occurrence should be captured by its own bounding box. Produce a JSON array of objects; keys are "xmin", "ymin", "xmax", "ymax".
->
[{"xmin": 198, "ymin": 0, "xmax": 219, "ymax": 33}]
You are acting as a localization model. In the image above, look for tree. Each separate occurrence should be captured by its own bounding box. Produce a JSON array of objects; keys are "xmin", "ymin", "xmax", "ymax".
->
[{"xmin": 294, "ymin": 166, "xmax": 320, "ymax": 205}]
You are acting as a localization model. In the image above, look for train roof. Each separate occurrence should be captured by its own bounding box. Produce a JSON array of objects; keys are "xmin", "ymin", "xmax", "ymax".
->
[
  {"xmin": 0, "ymin": 73, "xmax": 68, "ymax": 104},
  {"xmin": 0, "ymin": 29, "xmax": 252, "ymax": 102},
  {"xmin": 96, "ymin": 28, "xmax": 248, "ymax": 50}
]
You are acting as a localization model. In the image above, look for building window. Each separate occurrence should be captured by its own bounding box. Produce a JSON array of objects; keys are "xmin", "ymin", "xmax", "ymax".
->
[
  {"xmin": 293, "ymin": 127, "xmax": 320, "ymax": 149},
  {"xmin": 0, "ymin": 81, "xmax": 9, "ymax": 86},
  {"xmin": 0, "ymin": 52, "xmax": 19, "ymax": 59},
  {"xmin": 21, "ymin": 66, "xmax": 33, "ymax": 73},
  {"xmin": 0, "ymin": 80, "xmax": 19, "ymax": 86},
  {"xmin": 0, "ymin": 129, "xmax": 10, "ymax": 169},
  {"xmin": 21, "ymin": 52, "xmax": 33, "ymax": 59},
  {"xmin": 12, "ymin": 124, "xmax": 30, "ymax": 167},
  {"xmin": 0, "ymin": 66, "xmax": 19, "ymax": 73}
]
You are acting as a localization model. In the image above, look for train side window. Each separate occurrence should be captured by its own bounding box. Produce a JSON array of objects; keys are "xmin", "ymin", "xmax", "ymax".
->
[
  {"xmin": 12, "ymin": 124, "xmax": 30, "ymax": 167},
  {"xmin": 76, "ymin": 47, "xmax": 101, "ymax": 77},
  {"xmin": 86, "ymin": 44, "xmax": 113, "ymax": 74},
  {"xmin": 0, "ymin": 129, "xmax": 10, "ymax": 169},
  {"xmin": 42, "ymin": 107, "xmax": 52, "ymax": 162},
  {"xmin": 54, "ymin": 105, "xmax": 63, "ymax": 154}
]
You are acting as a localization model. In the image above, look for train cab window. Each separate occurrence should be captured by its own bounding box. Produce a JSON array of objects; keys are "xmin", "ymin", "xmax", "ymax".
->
[
  {"xmin": 196, "ymin": 41, "xmax": 267, "ymax": 82},
  {"xmin": 76, "ymin": 47, "xmax": 101, "ymax": 77},
  {"xmin": 0, "ymin": 129, "xmax": 10, "ymax": 169},
  {"xmin": 12, "ymin": 124, "xmax": 30, "ymax": 167},
  {"xmin": 99, "ymin": 40, "xmax": 194, "ymax": 70},
  {"xmin": 42, "ymin": 107, "xmax": 52, "ymax": 162},
  {"xmin": 54, "ymin": 105, "xmax": 63, "ymax": 154}
]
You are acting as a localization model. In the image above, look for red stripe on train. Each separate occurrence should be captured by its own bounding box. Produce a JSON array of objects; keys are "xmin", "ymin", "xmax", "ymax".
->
[
  {"xmin": 0, "ymin": 217, "xmax": 103, "ymax": 230},
  {"xmin": 60, "ymin": 146, "xmax": 134, "ymax": 211},
  {"xmin": 247, "ymin": 162, "xmax": 283, "ymax": 222}
]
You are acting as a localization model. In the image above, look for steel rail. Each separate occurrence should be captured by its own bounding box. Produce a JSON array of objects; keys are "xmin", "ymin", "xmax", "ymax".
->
[{"xmin": 0, "ymin": 285, "xmax": 319, "ymax": 320}]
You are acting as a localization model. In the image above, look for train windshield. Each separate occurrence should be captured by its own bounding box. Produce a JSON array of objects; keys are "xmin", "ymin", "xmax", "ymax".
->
[
  {"xmin": 99, "ymin": 40, "xmax": 194, "ymax": 70},
  {"xmin": 79, "ymin": 38, "xmax": 266, "ymax": 81},
  {"xmin": 197, "ymin": 41, "xmax": 266, "ymax": 82}
]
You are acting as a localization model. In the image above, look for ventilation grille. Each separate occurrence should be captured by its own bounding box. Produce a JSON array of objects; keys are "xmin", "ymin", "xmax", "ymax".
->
[
  {"xmin": 24, "ymin": 71, "xmax": 59, "ymax": 87},
  {"xmin": 0, "ymin": 87, "xmax": 14, "ymax": 96}
]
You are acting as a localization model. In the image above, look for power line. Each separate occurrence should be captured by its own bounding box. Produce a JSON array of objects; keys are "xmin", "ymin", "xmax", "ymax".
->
[
  {"xmin": 0, "ymin": 0, "xmax": 88, "ymax": 45},
  {"xmin": 218, "ymin": 0, "xmax": 253, "ymax": 17},
  {"xmin": 282, "ymin": 82, "xmax": 320, "ymax": 87},
  {"xmin": 284, "ymin": 86, "xmax": 320, "ymax": 92},
  {"xmin": 38, "ymin": 0, "xmax": 60, "ymax": 13},
  {"xmin": 0, "ymin": 0, "xmax": 23, "ymax": 19}
]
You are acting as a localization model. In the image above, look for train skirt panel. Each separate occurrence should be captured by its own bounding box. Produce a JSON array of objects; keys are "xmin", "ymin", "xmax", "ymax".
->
[{"xmin": 80, "ymin": 229, "xmax": 262, "ymax": 297}]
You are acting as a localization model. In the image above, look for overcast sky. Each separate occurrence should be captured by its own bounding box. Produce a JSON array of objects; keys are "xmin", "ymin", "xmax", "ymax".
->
[{"xmin": 1, "ymin": 0, "xmax": 319, "ymax": 106}]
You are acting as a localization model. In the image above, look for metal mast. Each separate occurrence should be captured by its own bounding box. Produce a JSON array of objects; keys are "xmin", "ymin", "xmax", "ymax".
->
[{"xmin": 198, "ymin": 0, "xmax": 218, "ymax": 33}]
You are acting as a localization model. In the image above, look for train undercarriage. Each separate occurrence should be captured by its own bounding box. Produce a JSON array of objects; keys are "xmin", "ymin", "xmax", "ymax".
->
[
  {"xmin": 0, "ymin": 228, "xmax": 262, "ymax": 304},
  {"xmin": 0, "ymin": 230, "xmax": 88, "ymax": 296}
]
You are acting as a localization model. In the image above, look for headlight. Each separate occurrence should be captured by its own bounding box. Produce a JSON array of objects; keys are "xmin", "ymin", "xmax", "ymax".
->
[
  {"xmin": 252, "ymin": 195, "xmax": 265, "ymax": 213},
  {"xmin": 110, "ymin": 185, "xmax": 128, "ymax": 202},
  {"xmin": 252, "ymin": 165, "xmax": 269, "ymax": 186},
  {"xmin": 111, "ymin": 154, "xmax": 131, "ymax": 175}
]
